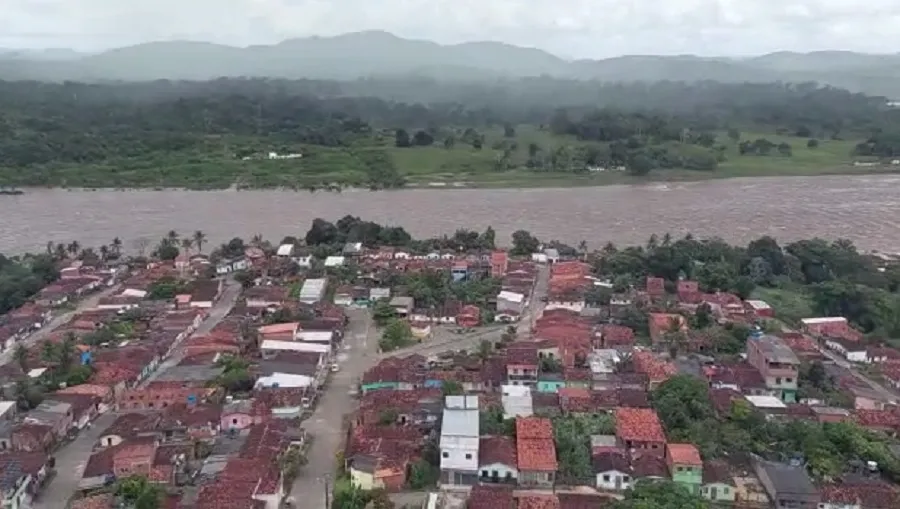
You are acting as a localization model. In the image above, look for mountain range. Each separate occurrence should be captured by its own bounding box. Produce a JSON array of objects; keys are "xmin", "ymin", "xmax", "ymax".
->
[{"xmin": 2, "ymin": 31, "xmax": 900, "ymax": 97}]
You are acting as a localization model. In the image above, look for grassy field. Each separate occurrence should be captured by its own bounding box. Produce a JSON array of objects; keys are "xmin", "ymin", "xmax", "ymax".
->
[
  {"xmin": 3, "ymin": 125, "xmax": 894, "ymax": 190},
  {"xmin": 750, "ymin": 286, "xmax": 816, "ymax": 325}
]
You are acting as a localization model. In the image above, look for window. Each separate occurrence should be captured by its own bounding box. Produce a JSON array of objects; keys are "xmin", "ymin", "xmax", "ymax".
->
[
  {"xmin": 776, "ymin": 377, "xmax": 781, "ymax": 384},
  {"xmin": 602, "ymin": 475, "xmax": 610, "ymax": 482},
  {"xmin": 723, "ymin": 487, "xmax": 729, "ymax": 494},
  {"xmin": 785, "ymin": 378, "xmax": 793, "ymax": 384},
  {"xmin": 465, "ymin": 453, "xmax": 472, "ymax": 460},
  {"xmin": 232, "ymin": 419, "xmax": 238, "ymax": 425},
  {"xmin": 491, "ymin": 470, "xmax": 498, "ymax": 478},
  {"xmin": 442, "ymin": 452, "xmax": 449, "ymax": 458},
  {"xmin": 482, "ymin": 470, "xmax": 488, "ymax": 477},
  {"xmin": 622, "ymin": 476, "xmax": 630, "ymax": 483}
]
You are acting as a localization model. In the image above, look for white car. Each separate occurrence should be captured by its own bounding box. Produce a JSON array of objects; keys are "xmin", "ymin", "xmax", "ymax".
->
[{"xmin": 330, "ymin": 363, "xmax": 340, "ymax": 372}]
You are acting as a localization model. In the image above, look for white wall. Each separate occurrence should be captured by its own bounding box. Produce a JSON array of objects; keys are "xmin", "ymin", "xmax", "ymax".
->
[
  {"xmin": 440, "ymin": 436, "xmax": 479, "ymax": 471},
  {"xmin": 595, "ymin": 470, "xmax": 632, "ymax": 491},
  {"xmin": 479, "ymin": 463, "xmax": 517, "ymax": 480}
]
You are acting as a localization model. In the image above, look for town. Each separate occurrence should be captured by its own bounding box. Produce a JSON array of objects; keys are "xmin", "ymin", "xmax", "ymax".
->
[{"xmin": 0, "ymin": 218, "xmax": 899, "ymax": 509}]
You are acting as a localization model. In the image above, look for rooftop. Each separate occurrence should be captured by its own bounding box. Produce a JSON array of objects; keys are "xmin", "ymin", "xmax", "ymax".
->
[
  {"xmin": 666, "ymin": 443, "xmax": 702, "ymax": 465},
  {"xmin": 614, "ymin": 407, "xmax": 665, "ymax": 443}
]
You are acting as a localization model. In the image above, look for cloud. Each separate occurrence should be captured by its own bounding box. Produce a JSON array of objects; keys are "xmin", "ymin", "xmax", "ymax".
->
[{"xmin": 3, "ymin": 0, "xmax": 900, "ymax": 57}]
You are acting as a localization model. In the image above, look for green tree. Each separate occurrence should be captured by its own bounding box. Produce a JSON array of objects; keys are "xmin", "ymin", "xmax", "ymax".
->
[
  {"xmin": 115, "ymin": 475, "xmax": 163, "ymax": 509},
  {"xmin": 379, "ymin": 319, "xmax": 415, "ymax": 352},
  {"xmin": 371, "ymin": 300, "xmax": 396, "ymax": 326},
  {"xmin": 442, "ymin": 380, "xmax": 463, "ymax": 396},
  {"xmin": 510, "ymin": 230, "xmax": 540, "ymax": 256},
  {"xmin": 13, "ymin": 344, "xmax": 28, "ymax": 372},
  {"xmin": 612, "ymin": 480, "xmax": 709, "ymax": 509}
]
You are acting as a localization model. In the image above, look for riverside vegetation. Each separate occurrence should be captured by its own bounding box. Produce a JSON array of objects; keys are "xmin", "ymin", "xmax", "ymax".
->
[{"xmin": 0, "ymin": 79, "xmax": 899, "ymax": 189}]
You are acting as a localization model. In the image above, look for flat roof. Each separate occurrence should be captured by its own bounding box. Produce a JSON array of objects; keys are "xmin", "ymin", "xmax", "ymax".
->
[
  {"xmin": 745, "ymin": 395, "xmax": 787, "ymax": 409},
  {"xmin": 260, "ymin": 340, "xmax": 328, "ymax": 353},
  {"xmin": 801, "ymin": 317, "xmax": 847, "ymax": 324},
  {"xmin": 745, "ymin": 300, "xmax": 771, "ymax": 310}
]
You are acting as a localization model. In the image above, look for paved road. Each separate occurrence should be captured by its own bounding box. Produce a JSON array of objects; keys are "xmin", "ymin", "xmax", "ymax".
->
[
  {"xmin": 820, "ymin": 347, "xmax": 898, "ymax": 402},
  {"xmin": 138, "ymin": 278, "xmax": 242, "ymax": 388},
  {"xmin": 0, "ymin": 285, "xmax": 121, "ymax": 366},
  {"xmin": 290, "ymin": 308, "xmax": 378, "ymax": 509},
  {"xmin": 521, "ymin": 263, "xmax": 550, "ymax": 339},
  {"xmin": 32, "ymin": 412, "xmax": 118, "ymax": 509}
]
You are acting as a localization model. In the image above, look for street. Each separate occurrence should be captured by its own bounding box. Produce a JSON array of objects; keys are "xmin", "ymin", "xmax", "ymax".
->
[
  {"xmin": 138, "ymin": 278, "xmax": 242, "ymax": 388},
  {"xmin": 819, "ymin": 347, "xmax": 899, "ymax": 402},
  {"xmin": 32, "ymin": 412, "xmax": 118, "ymax": 509},
  {"xmin": 0, "ymin": 284, "xmax": 121, "ymax": 366},
  {"xmin": 291, "ymin": 308, "xmax": 379, "ymax": 509}
]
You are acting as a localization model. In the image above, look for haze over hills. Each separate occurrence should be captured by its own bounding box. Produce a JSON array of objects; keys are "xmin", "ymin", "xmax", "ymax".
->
[{"xmin": 1, "ymin": 31, "xmax": 899, "ymax": 97}]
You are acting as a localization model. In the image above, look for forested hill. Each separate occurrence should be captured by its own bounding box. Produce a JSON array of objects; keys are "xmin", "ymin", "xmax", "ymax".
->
[
  {"xmin": 0, "ymin": 78, "xmax": 898, "ymax": 190},
  {"xmin": 2, "ymin": 32, "xmax": 900, "ymax": 97}
]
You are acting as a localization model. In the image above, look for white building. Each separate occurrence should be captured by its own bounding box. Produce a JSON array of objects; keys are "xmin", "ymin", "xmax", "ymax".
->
[
  {"xmin": 324, "ymin": 256, "xmax": 346, "ymax": 267},
  {"xmin": 497, "ymin": 290, "xmax": 526, "ymax": 314},
  {"xmin": 824, "ymin": 337, "xmax": 868, "ymax": 363},
  {"xmin": 255, "ymin": 373, "xmax": 314, "ymax": 389},
  {"xmin": 440, "ymin": 395, "xmax": 479, "ymax": 486},
  {"xmin": 276, "ymin": 244, "xmax": 295, "ymax": 257},
  {"xmin": 260, "ymin": 340, "xmax": 329, "ymax": 359},
  {"xmin": 501, "ymin": 385, "xmax": 533, "ymax": 419},
  {"xmin": 298, "ymin": 278, "xmax": 327, "ymax": 304}
]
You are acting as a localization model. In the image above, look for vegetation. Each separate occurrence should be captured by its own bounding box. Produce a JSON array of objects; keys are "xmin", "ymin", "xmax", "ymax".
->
[
  {"xmin": 0, "ymin": 79, "xmax": 897, "ymax": 189},
  {"xmin": 378, "ymin": 319, "xmax": 416, "ymax": 352},
  {"xmin": 114, "ymin": 475, "xmax": 164, "ymax": 509},
  {"xmin": 0, "ymin": 253, "xmax": 59, "ymax": 314},
  {"xmin": 611, "ymin": 480, "xmax": 709, "ymax": 509},
  {"xmin": 651, "ymin": 375, "xmax": 900, "ymax": 481},
  {"xmin": 552, "ymin": 414, "xmax": 616, "ymax": 483},
  {"xmin": 595, "ymin": 234, "xmax": 900, "ymax": 340}
]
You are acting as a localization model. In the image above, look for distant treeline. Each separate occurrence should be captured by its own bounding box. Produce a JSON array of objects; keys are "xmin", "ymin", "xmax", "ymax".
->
[{"xmin": 0, "ymin": 77, "xmax": 898, "ymax": 180}]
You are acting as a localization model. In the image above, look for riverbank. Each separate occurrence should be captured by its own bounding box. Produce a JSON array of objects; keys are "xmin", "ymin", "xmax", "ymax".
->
[{"xmin": 0, "ymin": 126, "xmax": 881, "ymax": 191}]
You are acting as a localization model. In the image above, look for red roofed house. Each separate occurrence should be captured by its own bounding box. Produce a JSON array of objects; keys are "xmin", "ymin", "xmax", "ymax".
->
[
  {"xmin": 506, "ymin": 344, "xmax": 539, "ymax": 386},
  {"xmin": 677, "ymin": 281, "xmax": 700, "ymax": 304},
  {"xmin": 666, "ymin": 443, "xmax": 702, "ymax": 494},
  {"xmin": 478, "ymin": 436, "xmax": 518, "ymax": 484},
  {"xmin": 491, "ymin": 251, "xmax": 509, "ymax": 278},
  {"xmin": 632, "ymin": 351, "xmax": 677, "ymax": 389},
  {"xmin": 614, "ymin": 408, "xmax": 665, "ymax": 456},
  {"xmin": 457, "ymin": 305, "xmax": 481, "ymax": 328},
  {"xmin": 597, "ymin": 324, "xmax": 635, "ymax": 349},
  {"xmin": 515, "ymin": 417, "xmax": 557, "ymax": 488},
  {"xmin": 646, "ymin": 277, "xmax": 665, "ymax": 298}
]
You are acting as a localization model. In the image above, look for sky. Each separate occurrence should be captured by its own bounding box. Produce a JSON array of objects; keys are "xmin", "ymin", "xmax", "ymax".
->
[{"xmin": 2, "ymin": 0, "xmax": 900, "ymax": 58}]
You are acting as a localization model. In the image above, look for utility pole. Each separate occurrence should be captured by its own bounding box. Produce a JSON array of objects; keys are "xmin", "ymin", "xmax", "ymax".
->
[{"xmin": 323, "ymin": 474, "xmax": 331, "ymax": 509}]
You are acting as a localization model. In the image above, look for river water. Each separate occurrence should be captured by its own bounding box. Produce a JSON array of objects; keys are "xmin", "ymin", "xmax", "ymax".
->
[{"xmin": 3, "ymin": 175, "xmax": 900, "ymax": 254}]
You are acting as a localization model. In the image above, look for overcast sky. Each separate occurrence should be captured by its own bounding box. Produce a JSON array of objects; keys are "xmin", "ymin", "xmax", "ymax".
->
[{"xmin": 3, "ymin": 0, "xmax": 900, "ymax": 57}]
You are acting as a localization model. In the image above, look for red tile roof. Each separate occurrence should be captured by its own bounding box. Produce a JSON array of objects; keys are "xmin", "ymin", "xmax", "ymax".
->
[
  {"xmin": 479, "ymin": 436, "xmax": 517, "ymax": 468},
  {"xmin": 515, "ymin": 417, "xmax": 557, "ymax": 471},
  {"xmin": 666, "ymin": 443, "xmax": 702, "ymax": 465},
  {"xmin": 615, "ymin": 407, "xmax": 665, "ymax": 443},
  {"xmin": 632, "ymin": 351, "xmax": 677, "ymax": 384},
  {"xmin": 518, "ymin": 495, "xmax": 561, "ymax": 509},
  {"xmin": 467, "ymin": 485, "xmax": 515, "ymax": 509}
]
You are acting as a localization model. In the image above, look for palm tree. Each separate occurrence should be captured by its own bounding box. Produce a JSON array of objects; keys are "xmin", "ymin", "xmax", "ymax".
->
[
  {"xmin": 477, "ymin": 339, "xmax": 493, "ymax": 361},
  {"xmin": 40, "ymin": 341, "xmax": 57, "ymax": 363},
  {"xmin": 66, "ymin": 241, "xmax": 80, "ymax": 256},
  {"xmin": 662, "ymin": 233, "xmax": 672, "ymax": 246},
  {"xmin": 166, "ymin": 230, "xmax": 179, "ymax": 245},
  {"xmin": 13, "ymin": 344, "xmax": 28, "ymax": 372},
  {"xmin": 54, "ymin": 243, "xmax": 67, "ymax": 260},
  {"xmin": 45, "ymin": 241, "xmax": 53, "ymax": 256},
  {"xmin": 111, "ymin": 237, "xmax": 123, "ymax": 257},
  {"xmin": 578, "ymin": 240, "xmax": 588, "ymax": 260},
  {"xmin": 193, "ymin": 231, "xmax": 207, "ymax": 253},
  {"xmin": 646, "ymin": 234, "xmax": 659, "ymax": 251},
  {"xmin": 180, "ymin": 238, "xmax": 193, "ymax": 252},
  {"xmin": 251, "ymin": 234, "xmax": 264, "ymax": 247},
  {"xmin": 99, "ymin": 245, "xmax": 109, "ymax": 261}
]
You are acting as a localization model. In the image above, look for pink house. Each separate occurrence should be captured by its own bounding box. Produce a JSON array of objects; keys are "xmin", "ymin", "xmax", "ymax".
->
[{"xmin": 221, "ymin": 400, "xmax": 268, "ymax": 431}]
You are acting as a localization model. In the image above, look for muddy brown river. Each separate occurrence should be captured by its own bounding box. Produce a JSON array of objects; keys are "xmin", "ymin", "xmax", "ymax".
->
[{"xmin": 3, "ymin": 175, "xmax": 900, "ymax": 254}]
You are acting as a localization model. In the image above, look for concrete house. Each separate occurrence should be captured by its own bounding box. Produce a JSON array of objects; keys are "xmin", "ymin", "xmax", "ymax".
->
[
  {"xmin": 478, "ymin": 436, "xmax": 518, "ymax": 484},
  {"xmin": 746, "ymin": 332, "xmax": 800, "ymax": 403},
  {"xmin": 752, "ymin": 455, "xmax": 819, "ymax": 509},
  {"xmin": 515, "ymin": 417, "xmax": 557, "ymax": 488},
  {"xmin": 593, "ymin": 451, "xmax": 632, "ymax": 491},
  {"xmin": 666, "ymin": 443, "xmax": 702, "ymax": 494},
  {"xmin": 439, "ymin": 395, "xmax": 479, "ymax": 486}
]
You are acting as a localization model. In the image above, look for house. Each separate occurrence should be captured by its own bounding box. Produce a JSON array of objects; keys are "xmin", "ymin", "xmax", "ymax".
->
[
  {"xmin": 515, "ymin": 417, "xmax": 557, "ymax": 488},
  {"xmin": 614, "ymin": 408, "xmax": 665, "ymax": 456},
  {"xmin": 342, "ymin": 243, "xmax": 363, "ymax": 256},
  {"xmin": 324, "ymin": 256, "xmax": 345, "ymax": 267},
  {"xmin": 666, "ymin": 443, "xmax": 702, "ymax": 494},
  {"xmin": 298, "ymin": 278, "xmax": 327, "ymax": 304},
  {"xmin": 501, "ymin": 385, "xmax": 533, "ymax": 419},
  {"xmin": 701, "ymin": 460, "xmax": 736, "ymax": 503},
  {"xmin": 389, "ymin": 297, "xmax": 414, "ymax": 317},
  {"xmin": 221, "ymin": 400, "xmax": 268, "ymax": 432},
  {"xmin": 745, "ymin": 300, "xmax": 774, "ymax": 318},
  {"xmin": 479, "ymin": 436, "xmax": 518, "ymax": 484},
  {"xmin": 746, "ymin": 333, "xmax": 800, "ymax": 402},
  {"xmin": 491, "ymin": 251, "xmax": 509, "ymax": 278},
  {"xmin": 593, "ymin": 451, "xmax": 632, "ymax": 491},
  {"xmin": 23, "ymin": 400, "xmax": 73, "ymax": 440},
  {"xmin": 752, "ymin": 455, "xmax": 819, "ymax": 509},
  {"xmin": 819, "ymin": 480, "xmax": 900, "ymax": 509},
  {"xmin": 646, "ymin": 277, "xmax": 665, "ymax": 297},
  {"xmin": 497, "ymin": 291, "xmax": 525, "ymax": 315},
  {"xmin": 824, "ymin": 337, "xmax": 867, "ymax": 363},
  {"xmin": 801, "ymin": 317, "xmax": 851, "ymax": 338},
  {"xmin": 0, "ymin": 451, "xmax": 51, "ymax": 508},
  {"xmin": 439, "ymin": 395, "xmax": 479, "ymax": 486},
  {"xmin": 457, "ymin": 305, "xmax": 481, "ymax": 328},
  {"xmin": 506, "ymin": 344, "xmax": 539, "ymax": 386},
  {"xmin": 216, "ymin": 257, "xmax": 248, "ymax": 275}
]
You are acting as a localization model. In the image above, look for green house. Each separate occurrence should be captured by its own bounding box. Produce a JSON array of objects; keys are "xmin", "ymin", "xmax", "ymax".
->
[
  {"xmin": 666, "ymin": 443, "xmax": 703, "ymax": 494},
  {"xmin": 701, "ymin": 461, "xmax": 736, "ymax": 502},
  {"xmin": 537, "ymin": 373, "xmax": 565, "ymax": 393}
]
